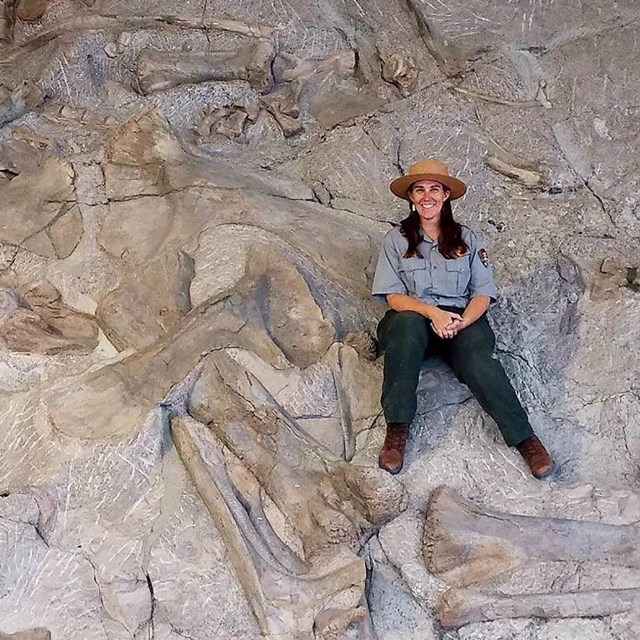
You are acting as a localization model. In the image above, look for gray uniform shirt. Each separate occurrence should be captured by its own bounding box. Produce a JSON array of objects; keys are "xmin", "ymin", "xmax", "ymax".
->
[{"xmin": 371, "ymin": 225, "xmax": 497, "ymax": 307}]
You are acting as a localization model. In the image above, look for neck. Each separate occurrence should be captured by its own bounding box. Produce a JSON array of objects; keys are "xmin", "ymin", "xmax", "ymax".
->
[{"xmin": 421, "ymin": 219, "xmax": 441, "ymax": 241}]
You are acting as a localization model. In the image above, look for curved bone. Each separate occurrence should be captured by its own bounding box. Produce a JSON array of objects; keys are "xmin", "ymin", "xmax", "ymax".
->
[
  {"xmin": 424, "ymin": 486, "xmax": 640, "ymax": 587},
  {"xmin": 438, "ymin": 587, "xmax": 640, "ymax": 629},
  {"xmin": 172, "ymin": 415, "xmax": 379, "ymax": 637}
]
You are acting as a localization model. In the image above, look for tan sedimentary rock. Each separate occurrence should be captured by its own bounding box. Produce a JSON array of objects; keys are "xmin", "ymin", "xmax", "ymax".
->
[
  {"xmin": 0, "ymin": 157, "xmax": 80, "ymax": 259},
  {"xmin": 0, "ymin": 280, "xmax": 98, "ymax": 353}
]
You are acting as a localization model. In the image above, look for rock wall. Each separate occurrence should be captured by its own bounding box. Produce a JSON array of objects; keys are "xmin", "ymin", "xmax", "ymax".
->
[{"xmin": 0, "ymin": 1, "xmax": 639, "ymax": 638}]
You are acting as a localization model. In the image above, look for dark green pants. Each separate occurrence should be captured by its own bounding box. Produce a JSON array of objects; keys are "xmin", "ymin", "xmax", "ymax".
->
[{"xmin": 377, "ymin": 309, "xmax": 534, "ymax": 447}]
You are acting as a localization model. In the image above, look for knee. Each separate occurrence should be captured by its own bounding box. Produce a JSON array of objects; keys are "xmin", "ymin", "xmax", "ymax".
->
[{"xmin": 386, "ymin": 311, "xmax": 428, "ymax": 345}]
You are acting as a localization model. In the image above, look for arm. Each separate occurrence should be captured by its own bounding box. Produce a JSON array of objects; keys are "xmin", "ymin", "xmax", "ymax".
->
[
  {"xmin": 455, "ymin": 295, "xmax": 490, "ymax": 331},
  {"xmin": 387, "ymin": 293, "xmax": 463, "ymax": 338},
  {"xmin": 451, "ymin": 230, "xmax": 496, "ymax": 334}
]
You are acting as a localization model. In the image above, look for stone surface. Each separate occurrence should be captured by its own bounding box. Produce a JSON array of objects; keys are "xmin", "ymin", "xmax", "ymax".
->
[
  {"xmin": 1, "ymin": 1, "xmax": 640, "ymax": 638},
  {"xmin": 0, "ymin": 279, "xmax": 99, "ymax": 353},
  {"xmin": 0, "ymin": 158, "xmax": 80, "ymax": 259}
]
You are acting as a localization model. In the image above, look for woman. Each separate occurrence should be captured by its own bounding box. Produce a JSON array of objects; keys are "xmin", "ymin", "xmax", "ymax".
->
[{"xmin": 372, "ymin": 158, "xmax": 553, "ymax": 479}]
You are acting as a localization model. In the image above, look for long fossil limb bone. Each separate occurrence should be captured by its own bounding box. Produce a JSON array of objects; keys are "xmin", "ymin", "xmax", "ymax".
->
[
  {"xmin": 423, "ymin": 485, "xmax": 640, "ymax": 587},
  {"xmin": 437, "ymin": 586, "xmax": 640, "ymax": 629},
  {"xmin": 136, "ymin": 40, "xmax": 275, "ymax": 95}
]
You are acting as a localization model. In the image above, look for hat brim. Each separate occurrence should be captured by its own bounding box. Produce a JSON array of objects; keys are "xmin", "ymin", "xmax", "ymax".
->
[{"xmin": 390, "ymin": 173, "xmax": 467, "ymax": 201}]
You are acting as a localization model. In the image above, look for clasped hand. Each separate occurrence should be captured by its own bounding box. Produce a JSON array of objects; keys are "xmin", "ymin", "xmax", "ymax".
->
[{"xmin": 429, "ymin": 309, "xmax": 467, "ymax": 340}]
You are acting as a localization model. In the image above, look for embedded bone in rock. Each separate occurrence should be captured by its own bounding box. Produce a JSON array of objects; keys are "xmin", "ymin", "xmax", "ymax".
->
[
  {"xmin": 245, "ymin": 245, "xmax": 334, "ymax": 368},
  {"xmin": 0, "ymin": 157, "xmax": 79, "ymax": 259},
  {"xmin": 261, "ymin": 82, "xmax": 304, "ymax": 136},
  {"xmin": 175, "ymin": 349, "xmax": 405, "ymax": 635},
  {"xmin": 171, "ymin": 416, "xmax": 372, "ymax": 638},
  {"xmin": 2, "ymin": 0, "xmax": 640, "ymax": 638},
  {"xmin": 16, "ymin": 0, "xmax": 54, "ymax": 21},
  {"xmin": 485, "ymin": 154, "xmax": 546, "ymax": 189},
  {"xmin": 188, "ymin": 349, "xmax": 407, "ymax": 559},
  {"xmin": 382, "ymin": 53, "xmax": 418, "ymax": 94},
  {"xmin": 43, "ymin": 294, "xmax": 284, "ymax": 439},
  {"xmin": 136, "ymin": 40, "xmax": 275, "ymax": 95},
  {"xmin": 437, "ymin": 587, "xmax": 640, "ymax": 629},
  {"xmin": 95, "ymin": 250, "xmax": 194, "ymax": 352},
  {"xmin": 423, "ymin": 486, "xmax": 640, "ymax": 588},
  {"xmin": 105, "ymin": 108, "xmax": 187, "ymax": 169},
  {"xmin": 196, "ymin": 106, "xmax": 249, "ymax": 141},
  {"xmin": 0, "ymin": 280, "xmax": 99, "ymax": 353},
  {"xmin": 0, "ymin": 630, "xmax": 51, "ymax": 639},
  {"xmin": 0, "ymin": 82, "xmax": 44, "ymax": 128}
]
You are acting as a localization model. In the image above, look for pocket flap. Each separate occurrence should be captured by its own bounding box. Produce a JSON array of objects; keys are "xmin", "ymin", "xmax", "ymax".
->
[
  {"xmin": 399, "ymin": 257, "xmax": 426, "ymax": 272},
  {"xmin": 444, "ymin": 256, "xmax": 469, "ymax": 272}
]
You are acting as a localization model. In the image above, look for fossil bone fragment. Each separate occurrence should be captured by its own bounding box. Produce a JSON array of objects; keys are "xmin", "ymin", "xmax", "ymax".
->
[
  {"xmin": 135, "ymin": 40, "xmax": 275, "ymax": 95},
  {"xmin": 16, "ymin": 0, "xmax": 54, "ymax": 21},
  {"xmin": 485, "ymin": 155, "xmax": 545, "ymax": 188},
  {"xmin": 170, "ymin": 348, "xmax": 406, "ymax": 637},
  {"xmin": 261, "ymin": 81, "xmax": 304, "ymax": 137},
  {"xmin": 0, "ymin": 81, "xmax": 44, "ymax": 128},
  {"xmin": 423, "ymin": 486, "xmax": 640, "ymax": 587},
  {"xmin": 437, "ymin": 586, "xmax": 640, "ymax": 629},
  {"xmin": 0, "ymin": 280, "xmax": 98, "ymax": 354},
  {"xmin": 382, "ymin": 53, "xmax": 418, "ymax": 94}
]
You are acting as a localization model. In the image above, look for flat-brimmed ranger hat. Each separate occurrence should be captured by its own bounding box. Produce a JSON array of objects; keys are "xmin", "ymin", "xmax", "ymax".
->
[{"xmin": 390, "ymin": 158, "xmax": 467, "ymax": 201}]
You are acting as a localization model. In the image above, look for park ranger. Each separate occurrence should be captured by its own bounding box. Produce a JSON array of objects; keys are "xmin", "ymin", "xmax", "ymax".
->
[{"xmin": 372, "ymin": 158, "xmax": 554, "ymax": 479}]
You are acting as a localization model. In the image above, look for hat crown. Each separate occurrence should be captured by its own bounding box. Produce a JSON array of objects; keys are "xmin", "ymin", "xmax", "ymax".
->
[
  {"xmin": 389, "ymin": 157, "xmax": 466, "ymax": 201},
  {"xmin": 407, "ymin": 158, "xmax": 451, "ymax": 178}
]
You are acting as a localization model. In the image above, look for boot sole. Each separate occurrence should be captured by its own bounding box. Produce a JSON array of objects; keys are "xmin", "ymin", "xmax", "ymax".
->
[
  {"xmin": 379, "ymin": 462, "xmax": 403, "ymax": 475},
  {"xmin": 533, "ymin": 461, "xmax": 555, "ymax": 480}
]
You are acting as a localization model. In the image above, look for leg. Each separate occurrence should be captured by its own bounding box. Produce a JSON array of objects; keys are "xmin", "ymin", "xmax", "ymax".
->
[
  {"xmin": 443, "ymin": 316, "xmax": 534, "ymax": 447},
  {"xmin": 377, "ymin": 310, "xmax": 430, "ymax": 425}
]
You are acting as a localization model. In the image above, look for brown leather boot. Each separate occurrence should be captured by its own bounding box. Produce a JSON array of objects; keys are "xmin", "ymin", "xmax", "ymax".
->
[
  {"xmin": 516, "ymin": 435, "xmax": 554, "ymax": 479},
  {"xmin": 378, "ymin": 422, "xmax": 410, "ymax": 474}
]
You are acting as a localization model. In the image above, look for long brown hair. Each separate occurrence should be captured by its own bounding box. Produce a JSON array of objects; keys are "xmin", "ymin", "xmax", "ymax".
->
[{"xmin": 400, "ymin": 196, "xmax": 468, "ymax": 259}]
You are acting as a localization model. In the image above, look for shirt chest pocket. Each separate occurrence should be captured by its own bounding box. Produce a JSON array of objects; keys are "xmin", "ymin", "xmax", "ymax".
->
[
  {"xmin": 399, "ymin": 257, "xmax": 431, "ymax": 296},
  {"xmin": 444, "ymin": 256, "xmax": 471, "ymax": 295}
]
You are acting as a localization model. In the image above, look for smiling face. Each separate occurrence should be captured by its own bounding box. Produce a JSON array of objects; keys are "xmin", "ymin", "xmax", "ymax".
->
[{"xmin": 408, "ymin": 179, "xmax": 450, "ymax": 226}]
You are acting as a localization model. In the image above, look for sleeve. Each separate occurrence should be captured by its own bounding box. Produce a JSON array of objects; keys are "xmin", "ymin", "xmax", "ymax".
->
[
  {"xmin": 371, "ymin": 231, "xmax": 408, "ymax": 302},
  {"xmin": 467, "ymin": 231, "xmax": 497, "ymax": 301}
]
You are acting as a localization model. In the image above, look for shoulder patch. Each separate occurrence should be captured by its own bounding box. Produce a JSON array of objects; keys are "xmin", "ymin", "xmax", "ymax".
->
[{"xmin": 478, "ymin": 248, "xmax": 490, "ymax": 267}]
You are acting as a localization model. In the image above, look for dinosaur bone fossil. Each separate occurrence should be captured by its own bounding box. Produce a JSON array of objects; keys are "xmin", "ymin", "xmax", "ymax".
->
[
  {"xmin": 424, "ymin": 485, "xmax": 640, "ymax": 587},
  {"xmin": 136, "ymin": 40, "xmax": 275, "ymax": 95},
  {"xmin": 437, "ymin": 586, "xmax": 640, "ymax": 629},
  {"xmin": 424, "ymin": 486, "xmax": 640, "ymax": 628},
  {"xmin": 171, "ymin": 348, "xmax": 406, "ymax": 637}
]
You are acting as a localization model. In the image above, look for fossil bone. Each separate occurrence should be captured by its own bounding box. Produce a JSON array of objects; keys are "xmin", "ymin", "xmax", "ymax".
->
[
  {"xmin": 437, "ymin": 586, "xmax": 640, "ymax": 629},
  {"xmin": 171, "ymin": 346, "xmax": 406, "ymax": 636},
  {"xmin": 0, "ymin": 81, "xmax": 44, "ymax": 128},
  {"xmin": 423, "ymin": 485, "xmax": 640, "ymax": 587},
  {"xmin": 135, "ymin": 40, "xmax": 275, "ymax": 95}
]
